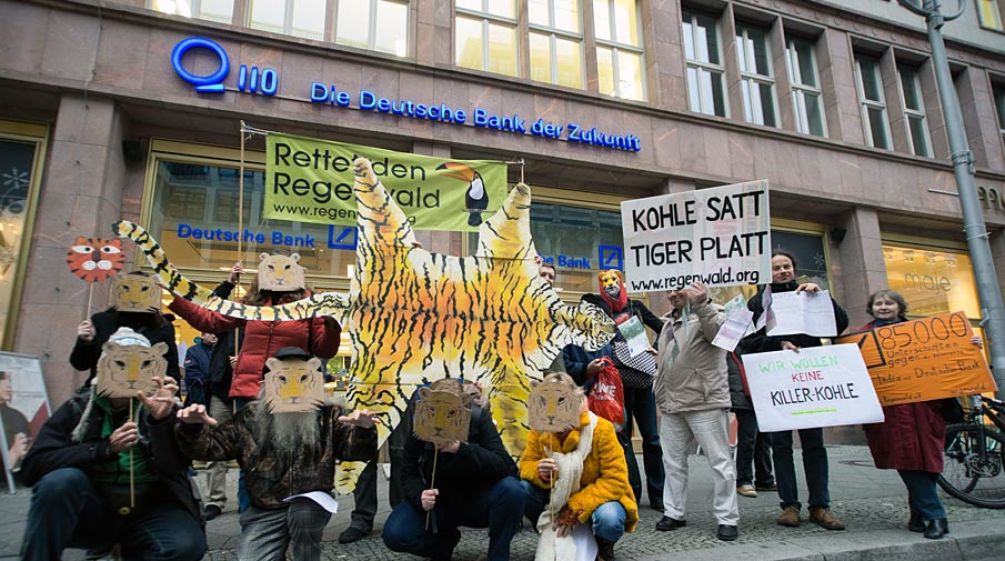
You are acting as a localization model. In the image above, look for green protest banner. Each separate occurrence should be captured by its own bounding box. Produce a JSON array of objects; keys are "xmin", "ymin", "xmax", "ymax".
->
[{"xmin": 264, "ymin": 133, "xmax": 508, "ymax": 231}]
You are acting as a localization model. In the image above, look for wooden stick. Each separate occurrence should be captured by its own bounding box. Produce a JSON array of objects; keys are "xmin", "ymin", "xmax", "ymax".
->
[
  {"xmin": 129, "ymin": 399, "xmax": 135, "ymax": 509},
  {"xmin": 425, "ymin": 448, "xmax": 439, "ymax": 531},
  {"xmin": 85, "ymin": 283, "xmax": 95, "ymax": 320},
  {"xmin": 235, "ymin": 122, "xmax": 247, "ymax": 358},
  {"xmin": 544, "ymin": 444, "xmax": 554, "ymax": 528}
]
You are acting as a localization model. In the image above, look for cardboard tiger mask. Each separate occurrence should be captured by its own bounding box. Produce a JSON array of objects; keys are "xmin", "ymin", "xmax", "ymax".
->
[
  {"xmin": 258, "ymin": 252, "xmax": 304, "ymax": 291},
  {"xmin": 413, "ymin": 388, "xmax": 472, "ymax": 445},
  {"xmin": 96, "ymin": 338, "xmax": 168, "ymax": 398},
  {"xmin": 66, "ymin": 237, "xmax": 124, "ymax": 283},
  {"xmin": 111, "ymin": 273, "xmax": 161, "ymax": 313},
  {"xmin": 528, "ymin": 373, "xmax": 582, "ymax": 433},
  {"xmin": 263, "ymin": 357, "xmax": 325, "ymax": 413}
]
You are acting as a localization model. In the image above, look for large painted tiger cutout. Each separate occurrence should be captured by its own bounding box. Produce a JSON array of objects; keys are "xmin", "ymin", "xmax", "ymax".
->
[{"xmin": 115, "ymin": 156, "xmax": 615, "ymax": 494}]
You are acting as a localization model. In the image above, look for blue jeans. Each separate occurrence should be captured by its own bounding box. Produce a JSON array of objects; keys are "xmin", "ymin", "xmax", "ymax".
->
[
  {"xmin": 770, "ymin": 428, "xmax": 829, "ymax": 509},
  {"xmin": 898, "ymin": 470, "xmax": 946, "ymax": 521},
  {"xmin": 520, "ymin": 480, "xmax": 628, "ymax": 543},
  {"xmin": 623, "ymin": 386, "xmax": 664, "ymax": 506},
  {"xmin": 238, "ymin": 498, "xmax": 332, "ymax": 561},
  {"xmin": 21, "ymin": 468, "xmax": 206, "ymax": 561},
  {"xmin": 382, "ymin": 476, "xmax": 525, "ymax": 561},
  {"xmin": 234, "ymin": 397, "xmax": 254, "ymax": 514}
]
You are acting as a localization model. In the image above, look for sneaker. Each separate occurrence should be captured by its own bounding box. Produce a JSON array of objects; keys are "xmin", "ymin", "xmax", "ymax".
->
[
  {"xmin": 736, "ymin": 484, "xmax": 757, "ymax": 498},
  {"xmin": 717, "ymin": 524, "xmax": 739, "ymax": 541},
  {"xmin": 203, "ymin": 505, "xmax": 222, "ymax": 521},
  {"xmin": 655, "ymin": 516, "xmax": 687, "ymax": 531},
  {"xmin": 777, "ymin": 506, "xmax": 801, "ymax": 527},
  {"xmin": 755, "ymin": 482, "xmax": 777, "ymax": 492},
  {"xmin": 338, "ymin": 526, "xmax": 370, "ymax": 544},
  {"xmin": 809, "ymin": 507, "xmax": 845, "ymax": 531}
]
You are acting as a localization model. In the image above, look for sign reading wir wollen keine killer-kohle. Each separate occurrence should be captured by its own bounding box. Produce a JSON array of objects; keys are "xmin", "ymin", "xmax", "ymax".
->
[
  {"xmin": 264, "ymin": 133, "xmax": 508, "ymax": 232},
  {"xmin": 620, "ymin": 181, "xmax": 771, "ymax": 292}
]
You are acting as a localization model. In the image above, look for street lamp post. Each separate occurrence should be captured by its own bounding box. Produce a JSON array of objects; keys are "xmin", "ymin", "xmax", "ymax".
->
[{"xmin": 897, "ymin": 0, "xmax": 1005, "ymax": 397}]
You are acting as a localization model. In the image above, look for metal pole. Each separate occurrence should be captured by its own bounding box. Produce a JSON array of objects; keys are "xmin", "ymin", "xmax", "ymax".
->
[{"xmin": 899, "ymin": 0, "xmax": 1005, "ymax": 397}]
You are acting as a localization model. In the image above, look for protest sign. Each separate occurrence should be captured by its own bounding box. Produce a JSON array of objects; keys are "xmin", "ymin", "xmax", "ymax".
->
[
  {"xmin": 265, "ymin": 133, "xmax": 507, "ymax": 232},
  {"xmin": 766, "ymin": 291, "xmax": 839, "ymax": 337},
  {"xmin": 835, "ymin": 312, "xmax": 996, "ymax": 406},
  {"xmin": 620, "ymin": 180, "xmax": 770, "ymax": 292},
  {"xmin": 0, "ymin": 352, "xmax": 49, "ymax": 494},
  {"xmin": 616, "ymin": 316, "xmax": 650, "ymax": 357},
  {"xmin": 712, "ymin": 302, "xmax": 754, "ymax": 352},
  {"xmin": 742, "ymin": 344, "xmax": 884, "ymax": 432}
]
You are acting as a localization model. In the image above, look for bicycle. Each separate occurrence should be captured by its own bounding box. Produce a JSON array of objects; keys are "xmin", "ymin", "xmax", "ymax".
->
[{"xmin": 939, "ymin": 395, "xmax": 1005, "ymax": 508}]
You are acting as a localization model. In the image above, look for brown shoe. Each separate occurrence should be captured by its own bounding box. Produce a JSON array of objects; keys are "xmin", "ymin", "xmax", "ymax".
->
[
  {"xmin": 809, "ymin": 507, "xmax": 845, "ymax": 531},
  {"xmin": 777, "ymin": 506, "xmax": 801, "ymax": 527}
]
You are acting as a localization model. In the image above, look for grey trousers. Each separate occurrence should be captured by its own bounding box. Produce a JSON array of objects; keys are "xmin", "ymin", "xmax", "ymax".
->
[
  {"xmin": 205, "ymin": 395, "xmax": 234, "ymax": 510},
  {"xmin": 660, "ymin": 409, "xmax": 740, "ymax": 525},
  {"xmin": 238, "ymin": 499, "xmax": 332, "ymax": 561}
]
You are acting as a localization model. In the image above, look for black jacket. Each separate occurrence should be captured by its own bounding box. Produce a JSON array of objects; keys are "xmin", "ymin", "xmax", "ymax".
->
[
  {"xmin": 17, "ymin": 388, "xmax": 200, "ymax": 523},
  {"xmin": 743, "ymin": 280, "xmax": 849, "ymax": 353},
  {"xmin": 70, "ymin": 310, "xmax": 180, "ymax": 383},
  {"xmin": 401, "ymin": 406, "xmax": 517, "ymax": 509}
]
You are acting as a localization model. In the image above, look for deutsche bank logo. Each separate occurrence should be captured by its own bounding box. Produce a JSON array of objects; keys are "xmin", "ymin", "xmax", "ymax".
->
[
  {"xmin": 171, "ymin": 37, "xmax": 279, "ymax": 96},
  {"xmin": 598, "ymin": 245, "xmax": 624, "ymax": 270}
]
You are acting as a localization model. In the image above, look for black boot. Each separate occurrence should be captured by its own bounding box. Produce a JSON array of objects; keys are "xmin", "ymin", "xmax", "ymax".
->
[
  {"xmin": 596, "ymin": 537, "xmax": 615, "ymax": 561},
  {"xmin": 923, "ymin": 518, "xmax": 949, "ymax": 540},
  {"xmin": 907, "ymin": 511, "xmax": 924, "ymax": 533}
]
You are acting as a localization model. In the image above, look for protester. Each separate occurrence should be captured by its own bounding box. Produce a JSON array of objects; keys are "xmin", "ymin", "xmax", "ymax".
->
[
  {"xmin": 381, "ymin": 379, "xmax": 524, "ymax": 561},
  {"xmin": 859, "ymin": 289, "xmax": 962, "ymax": 540},
  {"xmin": 653, "ymin": 283, "xmax": 739, "ymax": 541},
  {"xmin": 727, "ymin": 341, "xmax": 775, "ymax": 498},
  {"xmin": 745, "ymin": 250, "xmax": 848, "ymax": 530},
  {"xmin": 519, "ymin": 372, "xmax": 638, "ymax": 561},
  {"xmin": 175, "ymin": 346, "xmax": 377, "ymax": 561},
  {"xmin": 19, "ymin": 329, "xmax": 204, "ymax": 561},
  {"xmin": 72, "ymin": 272, "xmax": 180, "ymax": 384},
  {"xmin": 0, "ymin": 372, "xmax": 31, "ymax": 471},
  {"xmin": 182, "ymin": 332, "xmax": 216, "ymax": 407}
]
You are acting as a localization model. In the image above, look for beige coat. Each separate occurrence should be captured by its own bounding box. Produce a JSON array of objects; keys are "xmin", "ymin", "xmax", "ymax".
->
[{"xmin": 653, "ymin": 300, "xmax": 730, "ymax": 415}]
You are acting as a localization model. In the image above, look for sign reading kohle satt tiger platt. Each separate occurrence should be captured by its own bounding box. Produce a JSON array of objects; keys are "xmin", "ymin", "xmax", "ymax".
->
[
  {"xmin": 620, "ymin": 181, "xmax": 771, "ymax": 292},
  {"xmin": 264, "ymin": 133, "xmax": 508, "ymax": 232}
]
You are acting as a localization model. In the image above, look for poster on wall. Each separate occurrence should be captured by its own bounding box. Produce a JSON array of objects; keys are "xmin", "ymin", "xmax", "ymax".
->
[
  {"xmin": 0, "ymin": 352, "xmax": 50, "ymax": 494},
  {"xmin": 835, "ymin": 312, "xmax": 996, "ymax": 406},
  {"xmin": 263, "ymin": 132, "xmax": 508, "ymax": 232},
  {"xmin": 742, "ymin": 344, "xmax": 884, "ymax": 432},
  {"xmin": 620, "ymin": 180, "xmax": 771, "ymax": 293}
]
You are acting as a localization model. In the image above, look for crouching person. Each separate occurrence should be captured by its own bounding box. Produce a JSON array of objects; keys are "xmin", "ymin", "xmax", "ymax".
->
[
  {"xmin": 519, "ymin": 373, "xmax": 639, "ymax": 561},
  {"xmin": 382, "ymin": 379, "xmax": 525, "ymax": 561},
  {"xmin": 20, "ymin": 328, "xmax": 205, "ymax": 561},
  {"xmin": 175, "ymin": 346, "xmax": 377, "ymax": 561}
]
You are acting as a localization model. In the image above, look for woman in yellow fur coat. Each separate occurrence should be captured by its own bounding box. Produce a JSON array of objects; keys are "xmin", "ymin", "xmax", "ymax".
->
[{"xmin": 519, "ymin": 373, "xmax": 639, "ymax": 561}]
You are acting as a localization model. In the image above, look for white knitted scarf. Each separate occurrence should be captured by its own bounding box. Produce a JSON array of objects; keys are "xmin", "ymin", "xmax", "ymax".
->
[{"xmin": 535, "ymin": 412, "xmax": 599, "ymax": 561}]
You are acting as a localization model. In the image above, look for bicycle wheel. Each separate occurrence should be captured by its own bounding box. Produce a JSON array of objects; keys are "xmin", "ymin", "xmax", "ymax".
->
[{"xmin": 939, "ymin": 423, "xmax": 1005, "ymax": 509}]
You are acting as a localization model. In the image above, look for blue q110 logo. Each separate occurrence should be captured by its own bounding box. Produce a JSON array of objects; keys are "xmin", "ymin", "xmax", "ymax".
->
[{"xmin": 171, "ymin": 37, "xmax": 278, "ymax": 96}]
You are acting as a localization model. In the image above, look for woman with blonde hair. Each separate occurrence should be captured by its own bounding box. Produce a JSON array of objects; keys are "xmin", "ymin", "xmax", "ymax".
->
[{"xmin": 519, "ymin": 372, "xmax": 638, "ymax": 561}]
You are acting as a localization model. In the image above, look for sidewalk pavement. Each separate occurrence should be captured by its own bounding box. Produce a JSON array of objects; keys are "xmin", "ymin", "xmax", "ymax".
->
[{"xmin": 2, "ymin": 445, "xmax": 1003, "ymax": 560}]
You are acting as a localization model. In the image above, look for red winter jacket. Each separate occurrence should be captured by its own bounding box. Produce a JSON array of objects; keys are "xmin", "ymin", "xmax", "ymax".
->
[
  {"xmin": 858, "ymin": 321, "xmax": 945, "ymax": 473},
  {"xmin": 169, "ymin": 296, "xmax": 341, "ymax": 400}
]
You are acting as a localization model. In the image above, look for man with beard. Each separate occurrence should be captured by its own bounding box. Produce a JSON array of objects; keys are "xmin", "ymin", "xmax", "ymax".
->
[{"xmin": 175, "ymin": 347, "xmax": 377, "ymax": 561}]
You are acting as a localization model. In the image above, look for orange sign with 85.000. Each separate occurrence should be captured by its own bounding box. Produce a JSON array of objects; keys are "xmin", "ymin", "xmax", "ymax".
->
[{"xmin": 835, "ymin": 312, "xmax": 996, "ymax": 406}]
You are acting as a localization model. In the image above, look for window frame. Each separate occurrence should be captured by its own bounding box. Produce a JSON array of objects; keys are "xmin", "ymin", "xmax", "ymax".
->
[
  {"xmin": 247, "ymin": 0, "xmax": 327, "ymax": 40},
  {"xmin": 335, "ymin": 0, "xmax": 410, "ymax": 56},
  {"xmin": 149, "ymin": 0, "xmax": 235, "ymax": 23},
  {"xmin": 735, "ymin": 23, "xmax": 778, "ymax": 127},
  {"xmin": 455, "ymin": 0, "xmax": 520, "ymax": 76},
  {"xmin": 594, "ymin": 0, "xmax": 646, "ymax": 101},
  {"xmin": 896, "ymin": 63, "xmax": 933, "ymax": 158},
  {"xmin": 977, "ymin": 0, "xmax": 1005, "ymax": 32},
  {"xmin": 682, "ymin": 9, "xmax": 728, "ymax": 117},
  {"xmin": 785, "ymin": 36, "xmax": 827, "ymax": 137},
  {"xmin": 528, "ymin": 0, "xmax": 586, "ymax": 88},
  {"xmin": 854, "ymin": 54, "xmax": 893, "ymax": 149},
  {"xmin": 993, "ymin": 84, "xmax": 1005, "ymax": 145}
]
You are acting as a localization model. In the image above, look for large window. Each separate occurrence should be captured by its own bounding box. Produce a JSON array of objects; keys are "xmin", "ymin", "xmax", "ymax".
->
[
  {"xmin": 530, "ymin": 202, "xmax": 625, "ymax": 293},
  {"xmin": 994, "ymin": 85, "xmax": 1005, "ymax": 144},
  {"xmin": 0, "ymin": 122, "xmax": 46, "ymax": 349},
  {"xmin": 682, "ymin": 10, "xmax": 727, "ymax": 116},
  {"xmin": 978, "ymin": 0, "xmax": 1004, "ymax": 31},
  {"xmin": 735, "ymin": 24, "xmax": 777, "ymax": 127},
  {"xmin": 529, "ymin": 0, "xmax": 584, "ymax": 88},
  {"xmin": 335, "ymin": 0, "xmax": 409, "ymax": 57},
  {"xmin": 594, "ymin": 0, "xmax": 645, "ymax": 101},
  {"xmin": 786, "ymin": 37, "xmax": 826, "ymax": 137},
  {"xmin": 855, "ymin": 54, "xmax": 892, "ymax": 149},
  {"xmin": 248, "ymin": 0, "xmax": 326, "ymax": 41},
  {"xmin": 151, "ymin": 0, "xmax": 234, "ymax": 23},
  {"xmin": 883, "ymin": 244, "xmax": 979, "ymax": 320},
  {"xmin": 898, "ymin": 64, "xmax": 932, "ymax": 157},
  {"xmin": 455, "ymin": 0, "xmax": 519, "ymax": 77}
]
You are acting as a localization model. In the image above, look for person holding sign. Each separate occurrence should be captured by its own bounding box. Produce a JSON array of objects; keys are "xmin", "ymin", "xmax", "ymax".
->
[
  {"xmin": 858, "ymin": 290, "xmax": 962, "ymax": 540},
  {"xmin": 653, "ymin": 282, "xmax": 740, "ymax": 541},
  {"xmin": 18, "ymin": 329, "xmax": 205, "ymax": 561},
  {"xmin": 744, "ymin": 250, "xmax": 848, "ymax": 531},
  {"xmin": 175, "ymin": 346, "xmax": 377, "ymax": 561},
  {"xmin": 519, "ymin": 373, "xmax": 638, "ymax": 561},
  {"xmin": 381, "ymin": 378, "xmax": 524, "ymax": 561}
]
